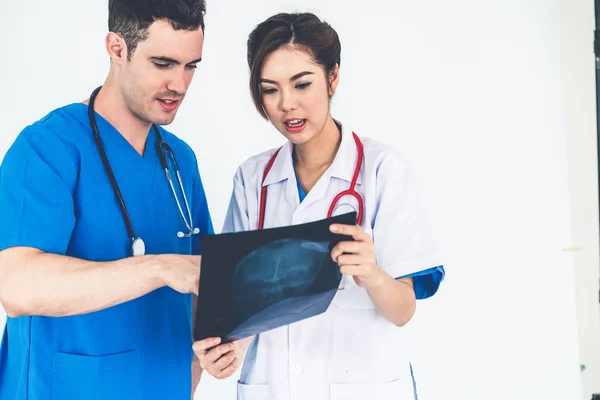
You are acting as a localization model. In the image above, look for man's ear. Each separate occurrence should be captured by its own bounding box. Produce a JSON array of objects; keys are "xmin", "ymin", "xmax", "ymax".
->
[{"xmin": 105, "ymin": 32, "xmax": 128, "ymax": 63}]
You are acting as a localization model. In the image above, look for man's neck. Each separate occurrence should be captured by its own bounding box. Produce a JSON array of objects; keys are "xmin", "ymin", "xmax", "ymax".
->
[{"xmin": 87, "ymin": 82, "xmax": 151, "ymax": 156}]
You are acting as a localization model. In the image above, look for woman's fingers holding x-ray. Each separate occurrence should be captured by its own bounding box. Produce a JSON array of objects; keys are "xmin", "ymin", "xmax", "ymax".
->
[
  {"xmin": 329, "ymin": 224, "xmax": 376, "ymax": 263},
  {"xmin": 192, "ymin": 338, "xmax": 243, "ymax": 379},
  {"xmin": 329, "ymin": 223, "xmax": 371, "ymax": 241},
  {"xmin": 201, "ymin": 343, "xmax": 235, "ymax": 367},
  {"xmin": 213, "ymin": 356, "xmax": 243, "ymax": 380},
  {"xmin": 210, "ymin": 349, "xmax": 236, "ymax": 371},
  {"xmin": 328, "ymin": 223, "xmax": 386, "ymax": 289},
  {"xmin": 192, "ymin": 337, "xmax": 220, "ymax": 358},
  {"xmin": 336, "ymin": 253, "xmax": 373, "ymax": 266},
  {"xmin": 331, "ymin": 242, "xmax": 375, "ymax": 263}
]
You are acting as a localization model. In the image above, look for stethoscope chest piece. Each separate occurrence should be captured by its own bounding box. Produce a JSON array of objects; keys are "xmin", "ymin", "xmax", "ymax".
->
[
  {"xmin": 330, "ymin": 203, "xmax": 360, "ymax": 222},
  {"xmin": 132, "ymin": 237, "xmax": 146, "ymax": 257}
]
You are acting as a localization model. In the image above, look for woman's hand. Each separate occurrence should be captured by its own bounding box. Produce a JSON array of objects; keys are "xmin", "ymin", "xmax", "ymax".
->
[
  {"xmin": 330, "ymin": 224, "xmax": 386, "ymax": 289},
  {"xmin": 330, "ymin": 223, "xmax": 417, "ymax": 327},
  {"xmin": 192, "ymin": 336, "xmax": 253, "ymax": 380}
]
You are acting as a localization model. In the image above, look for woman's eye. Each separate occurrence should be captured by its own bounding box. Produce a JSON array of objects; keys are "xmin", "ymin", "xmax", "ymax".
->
[
  {"xmin": 296, "ymin": 82, "xmax": 312, "ymax": 89},
  {"xmin": 262, "ymin": 88, "xmax": 277, "ymax": 95}
]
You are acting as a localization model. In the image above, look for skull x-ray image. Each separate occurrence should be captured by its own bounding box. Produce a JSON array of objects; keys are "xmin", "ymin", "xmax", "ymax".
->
[{"xmin": 194, "ymin": 212, "xmax": 356, "ymax": 343}]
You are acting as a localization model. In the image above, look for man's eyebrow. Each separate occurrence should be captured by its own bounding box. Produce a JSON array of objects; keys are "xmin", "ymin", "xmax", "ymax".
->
[{"xmin": 150, "ymin": 56, "xmax": 202, "ymax": 64}]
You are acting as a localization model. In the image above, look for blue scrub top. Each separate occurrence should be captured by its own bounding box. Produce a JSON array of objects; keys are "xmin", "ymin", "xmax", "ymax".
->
[{"xmin": 0, "ymin": 103, "xmax": 214, "ymax": 399}]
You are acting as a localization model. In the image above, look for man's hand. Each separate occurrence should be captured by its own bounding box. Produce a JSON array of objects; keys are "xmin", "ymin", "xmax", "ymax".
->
[{"xmin": 157, "ymin": 255, "xmax": 201, "ymax": 294}]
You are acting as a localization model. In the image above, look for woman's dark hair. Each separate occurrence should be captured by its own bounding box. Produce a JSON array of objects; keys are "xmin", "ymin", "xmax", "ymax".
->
[
  {"xmin": 108, "ymin": 0, "xmax": 207, "ymax": 60},
  {"xmin": 247, "ymin": 12, "xmax": 341, "ymax": 119}
]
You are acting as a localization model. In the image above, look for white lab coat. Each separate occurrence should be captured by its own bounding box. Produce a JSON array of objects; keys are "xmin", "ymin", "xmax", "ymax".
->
[{"xmin": 222, "ymin": 123, "xmax": 442, "ymax": 400}]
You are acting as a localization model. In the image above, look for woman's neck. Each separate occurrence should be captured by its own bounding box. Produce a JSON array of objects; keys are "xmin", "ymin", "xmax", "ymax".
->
[
  {"xmin": 293, "ymin": 117, "xmax": 341, "ymax": 172},
  {"xmin": 292, "ymin": 117, "xmax": 342, "ymax": 194}
]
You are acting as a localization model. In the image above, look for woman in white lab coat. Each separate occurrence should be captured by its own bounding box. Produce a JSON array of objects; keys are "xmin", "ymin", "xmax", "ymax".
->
[{"xmin": 193, "ymin": 12, "xmax": 445, "ymax": 400}]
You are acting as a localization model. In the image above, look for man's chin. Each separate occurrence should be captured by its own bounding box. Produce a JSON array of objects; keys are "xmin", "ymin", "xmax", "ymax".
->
[{"xmin": 150, "ymin": 113, "xmax": 177, "ymax": 126}]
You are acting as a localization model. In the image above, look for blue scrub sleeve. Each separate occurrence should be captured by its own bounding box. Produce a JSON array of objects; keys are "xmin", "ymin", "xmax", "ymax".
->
[
  {"xmin": 397, "ymin": 266, "xmax": 445, "ymax": 300},
  {"xmin": 191, "ymin": 157, "xmax": 214, "ymax": 256},
  {"xmin": 0, "ymin": 127, "xmax": 79, "ymax": 254}
]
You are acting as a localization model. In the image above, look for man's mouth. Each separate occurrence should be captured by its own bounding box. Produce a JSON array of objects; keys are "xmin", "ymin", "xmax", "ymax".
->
[{"xmin": 157, "ymin": 98, "xmax": 181, "ymax": 111}]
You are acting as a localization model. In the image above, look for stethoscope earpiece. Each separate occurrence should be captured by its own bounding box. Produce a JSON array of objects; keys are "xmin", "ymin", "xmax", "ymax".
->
[{"xmin": 177, "ymin": 227, "xmax": 200, "ymax": 238}]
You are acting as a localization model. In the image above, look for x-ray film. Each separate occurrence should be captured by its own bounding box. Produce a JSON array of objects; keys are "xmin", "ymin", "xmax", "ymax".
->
[{"xmin": 193, "ymin": 212, "xmax": 357, "ymax": 343}]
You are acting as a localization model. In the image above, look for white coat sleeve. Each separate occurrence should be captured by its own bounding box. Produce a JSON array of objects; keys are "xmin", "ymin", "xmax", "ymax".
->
[
  {"xmin": 222, "ymin": 168, "xmax": 251, "ymax": 234},
  {"xmin": 372, "ymin": 151, "xmax": 445, "ymax": 299}
]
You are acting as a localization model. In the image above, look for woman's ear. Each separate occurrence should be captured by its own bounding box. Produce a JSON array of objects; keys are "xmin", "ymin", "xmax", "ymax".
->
[{"xmin": 328, "ymin": 64, "xmax": 340, "ymax": 97}]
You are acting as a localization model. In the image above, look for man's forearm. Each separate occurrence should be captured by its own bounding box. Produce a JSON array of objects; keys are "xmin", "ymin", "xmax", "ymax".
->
[{"xmin": 0, "ymin": 247, "xmax": 166, "ymax": 318}]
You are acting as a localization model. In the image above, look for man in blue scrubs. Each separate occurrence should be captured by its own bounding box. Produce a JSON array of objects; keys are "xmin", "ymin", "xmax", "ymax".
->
[{"xmin": 0, "ymin": 1, "xmax": 211, "ymax": 399}]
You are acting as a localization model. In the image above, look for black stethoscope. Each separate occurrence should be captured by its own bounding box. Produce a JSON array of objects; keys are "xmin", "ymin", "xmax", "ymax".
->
[{"xmin": 88, "ymin": 86, "xmax": 199, "ymax": 257}]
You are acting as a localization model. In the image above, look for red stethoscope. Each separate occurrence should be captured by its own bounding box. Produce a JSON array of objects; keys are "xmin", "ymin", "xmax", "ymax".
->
[{"xmin": 258, "ymin": 132, "xmax": 365, "ymax": 230}]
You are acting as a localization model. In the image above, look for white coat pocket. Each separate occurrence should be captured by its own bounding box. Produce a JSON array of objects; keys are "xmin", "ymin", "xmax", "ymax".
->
[
  {"xmin": 237, "ymin": 381, "xmax": 272, "ymax": 400},
  {"xmin": 330, "ymin": 377, "xmax": 415, "ymax": 400}
]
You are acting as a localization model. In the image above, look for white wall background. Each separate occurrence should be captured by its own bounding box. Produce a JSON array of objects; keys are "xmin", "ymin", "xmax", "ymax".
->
[
  {"xmin": 560, "ymin": 0, "xmax": 600, "ymax": 397},
  {"xmin": 0, "ymin": 1, "xmax": 592, "ymax": 399}
]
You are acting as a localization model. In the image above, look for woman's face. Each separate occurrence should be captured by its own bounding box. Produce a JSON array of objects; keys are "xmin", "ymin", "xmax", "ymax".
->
[{"xmin": 259, "ymin": 47, "xmax": 338, "ymax": 145}]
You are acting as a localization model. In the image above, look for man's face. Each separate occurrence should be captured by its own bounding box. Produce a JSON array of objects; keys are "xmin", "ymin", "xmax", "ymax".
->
[{"xmin": 118, "ymin": 19, "xmax": 204, "ymax": 125}]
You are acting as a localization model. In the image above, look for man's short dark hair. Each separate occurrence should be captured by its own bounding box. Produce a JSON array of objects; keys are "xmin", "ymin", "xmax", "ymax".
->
[{"xmin": 108, "ymin": 0, "xmax": 206, "ymax": 59}]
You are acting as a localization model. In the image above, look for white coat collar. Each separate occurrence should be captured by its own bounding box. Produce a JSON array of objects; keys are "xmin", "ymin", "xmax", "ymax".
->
[
  {"xmin": 328, "ymin": 123, "xmax": 364, "ymax": 185},
  {"xmin": 261, "ymin": 122, "xmax": 363, "ymax": 188}
]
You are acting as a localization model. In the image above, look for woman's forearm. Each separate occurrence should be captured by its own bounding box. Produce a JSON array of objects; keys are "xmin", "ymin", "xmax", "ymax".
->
[{"xmin": 366, "ymin": 275, "xmax": 416, "ymax": 327}]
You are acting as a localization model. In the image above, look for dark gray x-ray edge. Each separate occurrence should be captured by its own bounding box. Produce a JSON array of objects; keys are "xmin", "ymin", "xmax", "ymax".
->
[
  {"xmin": 194, "ymin": 212, "xmax": 357, "ymax": 343},
  {"xmin": 591, "ymin": 2, "xmax": 600, "ymax": 398},
  {"xmin": 596, "ymin": 0, "xmax": 600, "ymax": 287}
]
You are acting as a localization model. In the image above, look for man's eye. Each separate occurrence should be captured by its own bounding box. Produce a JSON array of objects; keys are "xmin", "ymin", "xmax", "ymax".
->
[{"xmin": 154, "ymin": 63, "xmax": 170, "ymax": 69}]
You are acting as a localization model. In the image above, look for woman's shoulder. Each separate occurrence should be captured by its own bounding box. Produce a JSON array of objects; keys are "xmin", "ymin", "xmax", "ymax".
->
[
  {"xmin": 357, "ymin": 134, "xmax": 412, "ymax": 172},
  {"xmin": 235, "ymin": 146, "xmax": 281, "ymax": 173}
]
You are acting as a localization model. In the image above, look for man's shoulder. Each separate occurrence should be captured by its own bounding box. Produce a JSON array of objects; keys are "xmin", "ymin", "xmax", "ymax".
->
[
  {"xmin": 19, "ymin": 103, "xmax": 90, "ymax": 144},
  {"xmin": 33, "ymin": 102, "xmax": 87, "ymax": 128},
  {"xmin": 5, "ymin": 103, "xmax": 88, "ymax": 163}
]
